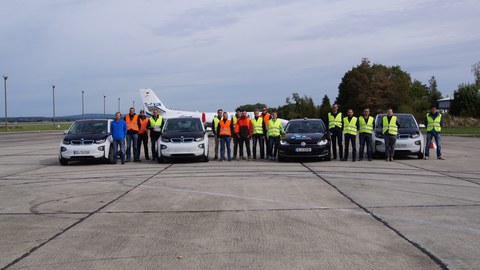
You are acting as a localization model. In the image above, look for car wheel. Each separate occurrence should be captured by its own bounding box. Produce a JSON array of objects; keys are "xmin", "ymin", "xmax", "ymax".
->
[
  {"xmin": 417, "ymin": 152, "xmax": 424, "ymax": 159},
  {"xmin": 108, "ymin": 146, "xmax": 115, "ymax": 164},
  {"xmin": 277, "ymin": 155, "xmax": 285, "ymax": 162},
  {"xmin": 325, "ymin": 152, "xmax": 332, "ymax": 161},
  {"xmin": 59, "ymin": 158, "xmax": 68, "ymax": 166},
  {"xmin": 157, "ymin": 156, "xmax": 165, "ymax": 163},
  {"xmin": 202, "ymin": 155, "xmax": 209, "ymax": 162}
]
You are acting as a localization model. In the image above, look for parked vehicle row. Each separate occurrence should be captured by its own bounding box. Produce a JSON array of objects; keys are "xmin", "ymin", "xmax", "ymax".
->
[{"xmin": 59, "ymin": 113, "xmax": 425, "ymax": 165}]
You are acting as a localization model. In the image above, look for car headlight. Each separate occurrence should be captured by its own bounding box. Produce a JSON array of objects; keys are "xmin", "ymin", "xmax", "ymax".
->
[
  {"xmin": 161, "ymin": 137, "xmax": 171, "ymax": 142},
  {"xmin": 280, "ymin": 140, "xmax": 289, "ymax": 145},
  {"xmin": 95, "ymin": 139, "xmax": 106, "ymax": 144},
  {"xmin": 62, "ymin": 139, "xmax": 71, "ymax": 145},
  {"xmin": 411, "ymin": 133, "xmax": 420, "ymax": 139},
  {"xmin": 317, "ymin": 139, "xmax": 328, "ymax": 146},
  {"xmin": 195, "ymin": 137, "xmax": 204, "ymax": 142}
]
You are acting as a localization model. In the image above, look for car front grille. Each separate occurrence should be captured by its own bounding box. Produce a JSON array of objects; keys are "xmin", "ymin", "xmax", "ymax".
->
[
  {"xmin": 171, "ymin": 138, "xmax": 194, "ymax": 143},
  {"xmin": 71, "ymin": 140, "xmax": 94, "ymax": 145},
  {"xmin": 398, "ymin": 134, "xmax": 410, "ymax": 139}
]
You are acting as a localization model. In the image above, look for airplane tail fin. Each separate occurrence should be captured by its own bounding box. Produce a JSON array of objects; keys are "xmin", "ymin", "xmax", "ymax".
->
[{"xmin": 139, "ymin": 88, "xmax": 169, "ymax": 115}]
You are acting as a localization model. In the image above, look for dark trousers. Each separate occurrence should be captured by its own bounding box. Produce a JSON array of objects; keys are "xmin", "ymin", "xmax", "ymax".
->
[
  {"xmin": 265, "ymin": 137, "xmax": 271, "ymax": 157},
  {"xmin": 150, "ymin": 133, "xmax": 161, "ymax": 159},
  {"xmin": 384, "ymin": 134, "xmax": 397, "ymax": 158},
  {"xmin": 330, "ymin": 128, "xmax": 343, "ymax": 159},
  {"xmin": 239, "ymin": 137, "xmax": 251, "ymax": 158},
  {"xmin": 137, "ymin": 133, "xmax": 149, "ymax": 159},
  {"xmin": 344, "ymin": 134, "xmax": 356, "ymax": 161},
  {"xmin": 214, "ymin": 135, "xmax": 220, "ymax": 158},
  {"xmin": 425, "ymin": 132, "xmax": 442, "ymax": 157},
  {"xmin": 359, "ymin": 133, "xmax": 373, "ymax": 160},
  {"xmin": 233, "ymin": 137, "xmax": 239, "ymax": 158},
  {"xmin": 252, "ymin": 134, "xmax": 265, "ymax": 159}
]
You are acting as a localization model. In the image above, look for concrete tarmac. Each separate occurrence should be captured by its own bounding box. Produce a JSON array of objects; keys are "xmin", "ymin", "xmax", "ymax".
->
[{"xmin": 0, "ymin": 132, "xmax": 479, "ymax": 269}]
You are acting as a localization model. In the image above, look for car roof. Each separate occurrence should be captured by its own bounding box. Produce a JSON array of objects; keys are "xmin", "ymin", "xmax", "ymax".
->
[{"xmin": 288, "ymin": 118, "xmax": 324, "ymax": 122}]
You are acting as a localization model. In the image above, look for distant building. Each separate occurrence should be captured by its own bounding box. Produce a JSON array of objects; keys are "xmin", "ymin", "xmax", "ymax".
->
[{"xmin": 438, "ymin": 97, "xmax": 453, "ymax": 113}]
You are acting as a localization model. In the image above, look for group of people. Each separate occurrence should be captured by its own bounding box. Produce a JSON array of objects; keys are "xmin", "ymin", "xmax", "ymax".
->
[
  {"xmin": 212, "ymin": 105, "xmax": 285, "ymax": 161},
  {"xmin": 110, "ymin": 107, "xmax": 163, "ymax": 164},
  {"xmin": 328, "ymin": 104, "xmax": 444, "ymax": 162}
]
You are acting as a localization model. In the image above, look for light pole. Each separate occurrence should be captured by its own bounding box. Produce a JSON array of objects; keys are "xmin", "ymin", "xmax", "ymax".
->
[
  {"xmin": 118, "ymin": 97, "xmax": 120, "ymax": 113},
  {"xmin": 2, "ymin": 75, "xmax": 7, "ymax": 130},
  {"xmin": 81, "ymin": 90, "xmax": 85, "ymax": 119},
  {"xmin": 103, "ymin": 95, "xmax": 106, "ymax": 119},
  {"xmin": 52, "ymin": 84, "xmax": 56, "ymax": 128}
]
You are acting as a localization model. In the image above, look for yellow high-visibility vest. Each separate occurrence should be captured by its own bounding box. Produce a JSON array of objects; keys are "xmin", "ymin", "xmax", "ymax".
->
[
  {"xmin": 426, "ymin": 113, "xmax": 442, "ymax": 132},
  {"xmin": 343, "ymin": 116, "xmax": 358, "ymax": 135},
  {"xmin": 359, "ymin": 116, "xmax": 374, "ymax": 134},
  {"xmin": 382, "ymin": 116, "xmax": 398, "ymax": 135},
  {"xmin": 328, "ymin": 112, "xmax": 342, "ymax": 129},
  {"xmin": 251, "ymin": 117, "xmax": 264, "ymax": 135}
]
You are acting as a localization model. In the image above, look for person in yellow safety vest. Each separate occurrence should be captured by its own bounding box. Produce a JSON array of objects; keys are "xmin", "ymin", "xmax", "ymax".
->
[
  {"xmin": 137, "ymin": 110, "xmax": 150, "ymax": 160},
  {"xmin": 260, "ymin": 105, "xmax": 272, "ymax": 158},
  {"xmin": 267, "ymin": 112, "xmax": 285, "ymax": 161},
  {"xmin": 382, "ymin": 108, "xmax": 400, "ymax": 162},
  {"xmin": 231, "ymin": 109, "xmax": 241, "ymax": 160},
  {"xmin": 211, "ymin": 109, "xmax": 223, "ymax": 160},
  {"xmin": 342, "ymin": 108, "xmax": 359, "ymax": 162},
  {"xmin": 217, "ymin": 112, "xmax": 234, "ymax": 161},
  {"xmin": 327, "ymin": 104, "xmax": 343, "ymax": 160},
  {"xmin": 147, "ymin": 109, "xmax": 163, "ymax": 161},
  {"xmin": 251, "ymin": 108, "xmax": 267, "ymax": 160},
  {"xmin": 424, "ymin": 105, "xmax": 444, "ymax": 160},
  {"xmin": 124, "ymin": 107, "xmax": 142, "ymax": 162},
  {"xmin": 358, "ymin": 107, "xmax": 375, "ymax": 161}
]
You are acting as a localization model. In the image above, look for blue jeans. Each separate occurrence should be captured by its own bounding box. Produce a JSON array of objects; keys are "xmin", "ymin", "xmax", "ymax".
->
[
  {"xmin": 425, "ymin": 132, "xmax": 442, "ymax": 157},
  {"xmin": 112, "ymin": 139, "xmax": 125, "ymax": 162},
  {"xmin": 126, "ymin": 133, "xmax": 138, "ymax": 161},
  {"xmin": 269, "ymin": 136, "xmax": 280, "ymax": 158},
  {"xmin": 220, "ymin": 136, "xmax": 231, "ymax": 160},
  {"xmin": 359, "ymin": 133, "xmax": 373, "ymax": 160}
]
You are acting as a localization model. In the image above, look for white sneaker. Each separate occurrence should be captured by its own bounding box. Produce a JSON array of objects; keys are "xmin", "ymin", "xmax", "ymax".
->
[{"xmin": 424, "ymin": 156, "xmax": 429, "ymax": 160}]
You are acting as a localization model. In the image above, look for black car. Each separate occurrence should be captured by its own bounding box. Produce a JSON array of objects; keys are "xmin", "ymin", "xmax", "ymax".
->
[{"xmin": 278, "ymin": 118, "xmax": 331, "ymax": 161}]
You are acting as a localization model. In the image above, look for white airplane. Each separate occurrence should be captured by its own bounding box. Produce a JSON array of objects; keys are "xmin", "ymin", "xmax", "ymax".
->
[{"xmin": 139, "ymin": 88, "xmax": 288, "ymax": 127}]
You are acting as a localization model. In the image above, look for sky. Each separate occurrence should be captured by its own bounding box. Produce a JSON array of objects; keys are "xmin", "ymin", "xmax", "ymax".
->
[{"xmin": 0, "ymin": 0, "xmax": 479, "ymax": 117}]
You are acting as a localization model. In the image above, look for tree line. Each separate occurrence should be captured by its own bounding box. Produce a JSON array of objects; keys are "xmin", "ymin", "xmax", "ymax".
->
[{"xmin": 238, "ymin": 58, "xmax": 479, "ymax": 121}]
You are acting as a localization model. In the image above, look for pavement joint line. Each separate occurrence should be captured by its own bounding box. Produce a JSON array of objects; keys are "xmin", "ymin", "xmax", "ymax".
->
[
  {"xmin": 317, "ymin": 175, "xmax": 480, "ymax": 188},
  {"xmin": 0, "ymin": 164, "xmax": 174, "ymax": 270},
  {"xmin": 396, "ymin": 161, "xmax": 480, "ymax": 186},
  {"xmin": 300, "ymin": 163, "xmax": 450, "ymax": 270},
  {"xmin": 0, "ymin": 165, "xmax": 47, "ymax": 180}
]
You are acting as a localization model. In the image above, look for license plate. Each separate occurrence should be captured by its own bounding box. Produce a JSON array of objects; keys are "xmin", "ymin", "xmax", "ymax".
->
[
  {"xmin": 74, "ymin": 150, "xmax": 90, "ymax": 154},
  {"xmin": 395, "ymin": 144, "xmax": 406, "ymax": 148},
  {"xmin": 296, "ymin": 148, "xmax": 312, "ymax": 152}
]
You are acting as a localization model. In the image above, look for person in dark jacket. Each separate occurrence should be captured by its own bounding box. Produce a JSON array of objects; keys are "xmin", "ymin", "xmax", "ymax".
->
[
  {"xmin": 211, "ymin": 109, "xmax": 223, "ymax": 160},
  {"xmin": 424, "ymin": 105, "xmax": 444, "ymax": 160},
  {"xmin": 235, "ymin": 110, "xmax": 253, "ymax": 160},
  {"xmin": 327, "ymin": 104, "xmax": 343, "ymax": 160},
  {"xmin": 147, "ymin": 109, "xmax": 163, "ymax": 161},
  {"xmin": 251, "ymin": 109, "xmax": 267, "ymax": 160},
  {"xmin": 110, "ymin": 112, "xmax": 127, "ymax": 164}
]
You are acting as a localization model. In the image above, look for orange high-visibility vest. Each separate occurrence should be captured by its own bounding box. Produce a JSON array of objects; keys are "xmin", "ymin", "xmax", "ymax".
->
[
  {"xmin": 138, "ymin": 117, "xmax": 149, "ymax": 134},
  {"xmin": 219, "ymin": 120, "xmax": 232, "ymax": 136},
  {"xmin": 126, "ymin": 114, "xmax": 139, "ymax": 131},
  {"xmin": 261, "ymin": 113, "xmax": 271, "ymax": 129}
]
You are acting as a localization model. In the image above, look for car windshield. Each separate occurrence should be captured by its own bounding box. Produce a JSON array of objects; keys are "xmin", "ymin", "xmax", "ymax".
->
[
  {"xmin": 376, "ymin": 115, "xmax": 418, "ymax": 129},
  {"xmin": 285, "ymin": 121, "xmax": 325, "ymax": 133},
  {"xmin": 68, "ymin": 121, "xmax": 108, "ymax": 134},
  {"xmin": 163, "ymin": 119, "xmax": 203, "ymax": 132}
]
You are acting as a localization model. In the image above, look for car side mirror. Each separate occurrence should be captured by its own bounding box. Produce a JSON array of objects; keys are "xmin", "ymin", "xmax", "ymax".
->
[{"xmin": 419, "ymin": 124, "xmax": 426, "ymax": 128}]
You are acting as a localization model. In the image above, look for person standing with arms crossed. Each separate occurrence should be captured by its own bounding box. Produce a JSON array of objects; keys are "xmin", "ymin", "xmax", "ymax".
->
[
  {"xmin": 211, "ymin": 109, "xmax": 223, "ymax": 160},
  {"xmin": 124, "ymin": 107, "xmax": 142, "ymax": 162},
  {"xmin": 382, "ymin": 108, "xmax": 400, "ymax": 162},
  {"xmin": 110, "ymin": 112, "xmax": 127, "ymax": 164},
  {"xmin": 342, "ymin": 108, "xmax": 358, "ymax": 162},
  {"xmin": 327, "ymin": 104, "xmax": 343, "ymax": 160},
  {"xmin": 218, "ymin": 112, "xmax": 234, "ymax": 161},
  {"xmin": 424, "ymin": 105, "xmax": 444, "ymax": 160},
  {"xmin": 358, "ymin": 108, "xmax": 374, "ymax": 161},
  {"xmin": 147, "ymin": 109, "xmax": 163, "ymax": 161},
  {"xmin": 137, "ymin": 110, "xmax": 150, "ymax": 160}
]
